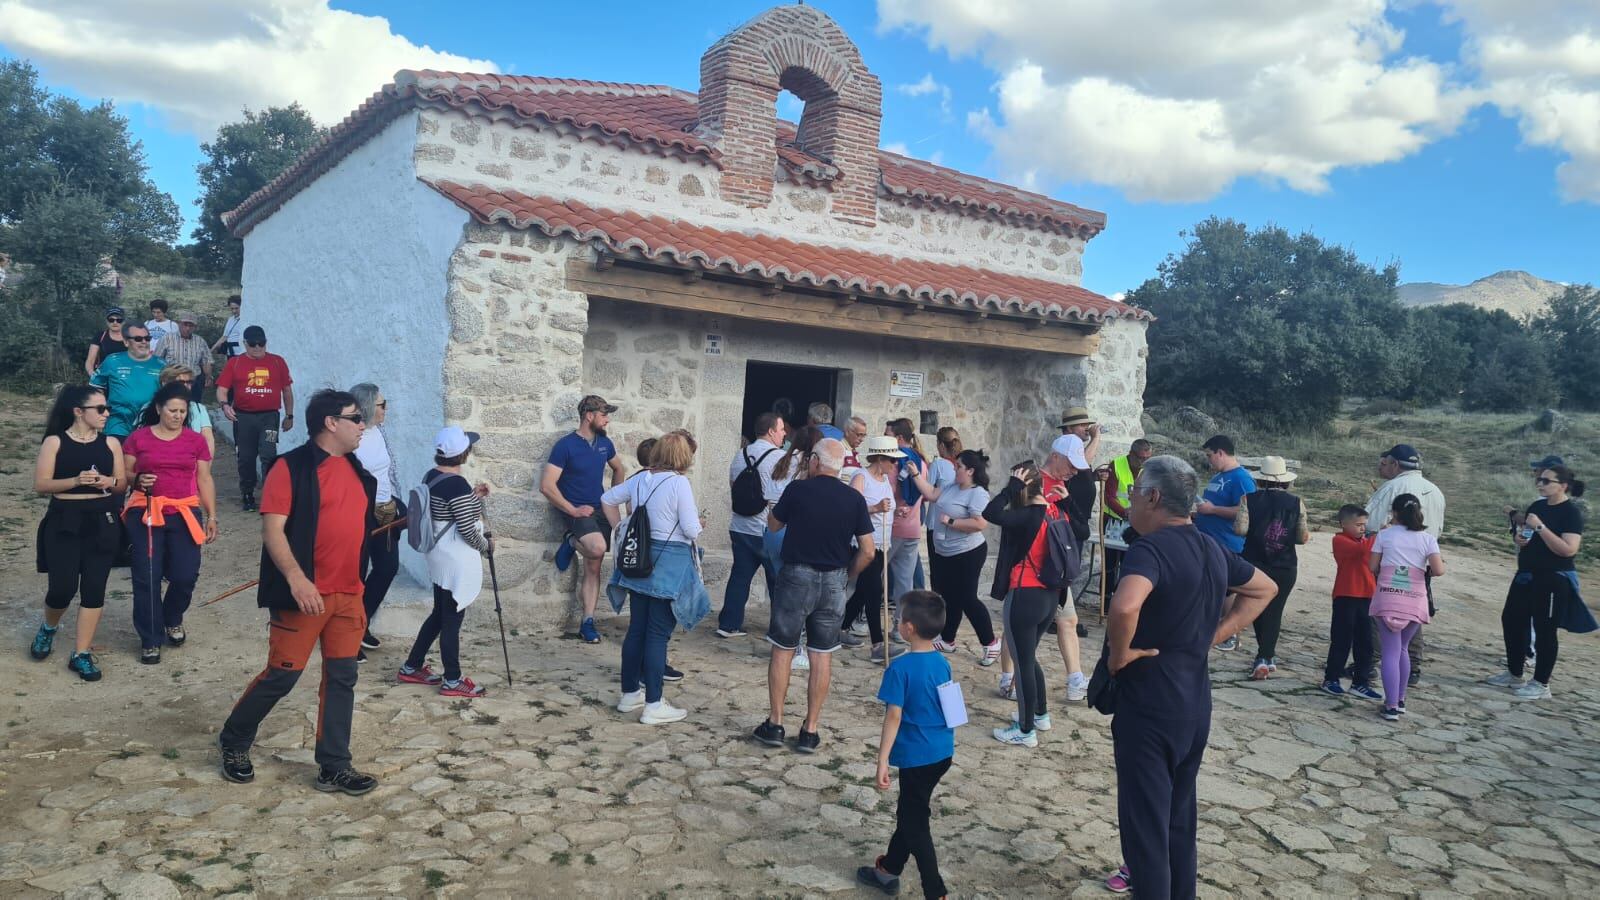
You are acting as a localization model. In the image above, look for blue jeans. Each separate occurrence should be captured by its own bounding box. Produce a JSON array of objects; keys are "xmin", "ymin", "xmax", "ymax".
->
[
  {"xmin": 720, "ymin": 530, "xmax": 776, "ymax": 632},
  {"xmin": 127, "ymin": 512, "xmax": 202, "ymax": 649},
  {"xmin": 621, "ymin": 592, "xmax": 677, "ymax": 702},
  {"xmin": 888, "ymin": 536, "xmax": 921, "ymax": 608}
]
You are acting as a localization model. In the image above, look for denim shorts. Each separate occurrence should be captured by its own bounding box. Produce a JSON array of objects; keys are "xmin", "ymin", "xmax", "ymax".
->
[{"xmin": 767, "ymin": 563, "xmax": 847, "ymax": 652}]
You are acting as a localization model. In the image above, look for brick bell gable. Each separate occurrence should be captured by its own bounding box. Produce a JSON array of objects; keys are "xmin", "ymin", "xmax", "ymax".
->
[{"xmin": 695, "ymin": 5, "xmax": 882, "ymax": 226}]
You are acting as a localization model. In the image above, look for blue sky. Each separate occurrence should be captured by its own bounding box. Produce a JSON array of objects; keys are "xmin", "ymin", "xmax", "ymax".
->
[{"xmin": 3, "ymin": 1, "xmax": 1596, "ymax": 297}]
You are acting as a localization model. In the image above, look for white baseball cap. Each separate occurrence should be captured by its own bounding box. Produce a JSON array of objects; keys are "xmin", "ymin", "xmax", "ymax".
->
[
  {"xmin": 1050, "ymin": 433, "xmax": 1090, "ymax": 469},
  {"xmin": 434, "ymin": 426, "xmax": 480, "ymax": 456}
]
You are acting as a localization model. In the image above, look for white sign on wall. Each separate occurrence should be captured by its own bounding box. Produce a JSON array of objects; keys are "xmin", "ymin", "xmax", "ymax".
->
[
  {"xmin": 704, "ymin": 333, "xmax": 724, "ymax": 356},
  {"xmin": 889, "ymin": 369, "xmax": 924, "ymax": 398}
]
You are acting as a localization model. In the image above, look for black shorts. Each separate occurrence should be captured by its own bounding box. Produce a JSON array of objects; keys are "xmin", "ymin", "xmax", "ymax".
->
[{"xmin": 566, "ymin": 509, "xmax": 611, "ymax": 550}]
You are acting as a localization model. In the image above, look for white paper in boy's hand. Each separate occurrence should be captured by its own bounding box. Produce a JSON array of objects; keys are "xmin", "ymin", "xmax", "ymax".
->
[{"xmin": 938, "ymin": 680, "xmax": 968, "ymax": 728}]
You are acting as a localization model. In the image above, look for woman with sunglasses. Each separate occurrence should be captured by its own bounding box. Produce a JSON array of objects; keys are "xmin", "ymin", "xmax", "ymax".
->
[
  {"xmin": 85, "ymin": 308, "xmax": 128, "ymax": 377},
  {"xmin": 122, "ymin": 381, "xmax": 218, "ymax": 664},
  {"xmin": 350, "ymin": 383, "xmax": 402, "ymax": 660},
  {"xmin": 1489, "ymin": 465, "xmax": 1589, "ymax": 701},
  {"xmin": 30, "ymin": 385, "xmax": 127, "ymax": 680}
]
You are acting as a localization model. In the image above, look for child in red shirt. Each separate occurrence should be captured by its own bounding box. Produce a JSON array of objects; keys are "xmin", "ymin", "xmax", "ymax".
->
[{"xmin": 1322, "ymin": 505, "xmax": 1380, "ymax": 699}]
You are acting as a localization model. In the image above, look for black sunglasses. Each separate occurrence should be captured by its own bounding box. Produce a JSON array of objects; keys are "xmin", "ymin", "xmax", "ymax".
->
[
  {"xmin": 377, "ymin": 400, "xmax": 387, "ymax": 408},
  {"xmin": 333, "ymin": 413, "xmax": 365, "ymax": 424},
  {"xmin": 106, "ymin": 316, "xmax": 124, "ymax": 324},
  {"xmin": 77, "ymin": 404, "xmax": 110, "ymax": 414},
  {"xmin": 246, "ymin": 341, "xmax": 265, "ymax": 347},
  {"xmin": 126, "ymin": 336, "xmax": 151, "ymax": 343},
  {"xmin": 1536, "ymin": 477, "xmax": 1557, "ymax": 486}
]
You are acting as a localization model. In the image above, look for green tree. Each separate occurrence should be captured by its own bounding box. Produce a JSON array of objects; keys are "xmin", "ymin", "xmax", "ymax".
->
[
  {"xmin": 0, "ymin": 59, "xmax": 50, "ymax": 223},
  {"xmin": 1533, "ymin": 284, "xmax": 1600, "ymax": 409},
  {"xmin": 6, "ymin": 185, "xmax": 118, "ymax": 363},
  {"xmin": 1461, "ymin": 328, "xmax": 1558, "ymax": 412},
  {"xmin": 192, "ymin": 105, "xmax": 325, "ymax": 280},
  {"xmin": 1127, "ymin": 217, "xmax": 1405, "ymax": 428}
]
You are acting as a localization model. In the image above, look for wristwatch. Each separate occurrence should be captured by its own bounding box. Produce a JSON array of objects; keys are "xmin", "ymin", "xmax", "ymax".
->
[{"xmin": 1533, "ymin": 524, "xmax": 1545, "ymax": 534}]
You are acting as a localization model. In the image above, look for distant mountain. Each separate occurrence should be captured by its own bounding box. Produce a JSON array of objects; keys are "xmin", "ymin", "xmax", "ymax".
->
[{"xmin": 1397, "ymin": 270, "xmax": 1568, "ymax": 318}]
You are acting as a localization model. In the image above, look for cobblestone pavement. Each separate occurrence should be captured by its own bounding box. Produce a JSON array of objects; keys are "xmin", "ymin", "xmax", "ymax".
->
[{"xmin": 3, "ymin": 514, "xmax": 1599, "ymax": 898}]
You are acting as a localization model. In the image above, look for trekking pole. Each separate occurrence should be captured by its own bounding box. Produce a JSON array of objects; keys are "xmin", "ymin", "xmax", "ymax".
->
[
  {"xmin": 142, "ymin": 481, "xmax": 159, "ymax": 649},
  {"xmin": 484, "ymin": 524, "xmax": 514, "ymax": 687},
  {"xmin": 1097, "ymin": 476, "xmax": 1108, "ymax": 623},
  {"xmin": 881, "ymin": 511, "xmax": 892, "ymax": 669},
  {"xmin": 198, "ymin": 518, "xmax": 407, "ymax": 607}
]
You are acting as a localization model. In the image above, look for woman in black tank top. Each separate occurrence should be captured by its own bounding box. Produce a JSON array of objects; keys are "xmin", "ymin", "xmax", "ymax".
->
[{"xmin": 30, "ymin": 385, "xmax": 126, "ymax": 681}]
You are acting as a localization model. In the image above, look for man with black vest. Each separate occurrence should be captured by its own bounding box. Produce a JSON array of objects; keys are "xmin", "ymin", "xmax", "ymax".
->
[{"xmin": 218, "ymin": 389, "xmax": 378, "ymax": 794}]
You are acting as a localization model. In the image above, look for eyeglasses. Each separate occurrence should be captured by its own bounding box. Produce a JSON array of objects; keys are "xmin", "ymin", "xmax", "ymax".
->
[
  {"xmin": 126, "ymin": 336, "xmax": 151, "ymax": 343},
  {"xmin": 377, "ymin": 400, "xmax": 387, "ymax": 409},
  {"xmin": 1536, "ymin": 477, "xmax": 1557, "ymax": 486},
  {"xmin": 76, "ymin": 404, "xmax": 110, "ymax": 414},
  {"xmin": 333, "ymin": 413, "xmax": 365, "ymax": 424},
  {"xmin": 106, "ymin": 317, "xmax": 124, "ymax": 324}
]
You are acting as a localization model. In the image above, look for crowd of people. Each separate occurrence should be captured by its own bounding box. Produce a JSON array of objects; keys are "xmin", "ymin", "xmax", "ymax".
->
[{"xmin": 25, "ymin": 301, "xmax": 1594, "ymax": 898}]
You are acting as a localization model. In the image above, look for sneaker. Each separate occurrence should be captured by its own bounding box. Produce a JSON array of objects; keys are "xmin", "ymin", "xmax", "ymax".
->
[
  {"xmin": 839, "ymin": 632, "xmax": 865, "ymax": 648},
  {"xmin": 1105, "ymin": 865, "xmax": 1132, "ymax": 894},
  {"xmin": 1380, "ymin": 706, "xmax": 1401, "ymax": 722},
  {"xmin": 314, "ymin": 767, "xmax": 378, "ymax": 796},
  {"xmin": 361, "ymin": 630, "xmax": 381, "ymax": 650},
  {"xmin": 998, "ymin": 678, "xmax": 1016, "ymax": 701},
  {"xmin": 1348, "ymin": 684, "xmax": 1383, "ymax": 701},
  {"xmin": 30, "ymin": 624, "xmax": 57, "ymax": 660},
  {"xmin": 869, "ymin": 643, "xmax": 904, "ymax": 663},
  {"xmin": 1215, "ymin": 636, "xmax": 1238, "ymax": 652},
  {"xmin": 1397, "ymin": 699, "xmax": 1407, "ymax": 714},
  {"xmin": 579, "ymin": 617, "xmax": 601, "ymax": 644},
  {"xmin": 140, "ymin": 647, "xmax": 161, "ymax": 665},
  {"xmin": 1065, "ymin": 679, "xmax": 1088, "ymax": 703},
  {"xmin": 397, "ymin": 664, "xmax": 443, "ymax": 685},
  {"xmin": 617, "ymin": 690, "xmax": 646, "ymax": 713},
  {"xmin": 640, "ymin": 700, "xmax": 688, "ymax": 725},
  {"xmin": 1513, "ymin": 680, "xmax": 1552, "ymax": 701},
  {"xmin": 218, "ymin": 738, "xmax": 254, "ymax": 784},
  {"xmin": 1320, "ymin": 681, "xmax": 1347, "ymax": 696},
  {"xmin": 1267, "ymin": 658, "xmax": 1279, "ymax": 672},
  {"xmin": 67, "ymin": 651, "xmax": 102, "ymax": 682},
  {"xmin": 979, "ymin": 639, "xmax": 1003, "ymax": 667},
  {"xmin": 992, "ymin": 724, "xmax": 1038, "ymax": 747},
  {"xmin": 715, "ymin": 628, "xmax": 747, "ymax": 639},
  {"xmin": 792, "ymin": 650, "xmax": 811, "ymax": 671},
  {"xmin": 554, "ymin": 533, "xmax": 575, "ymax": 572},
  {"xmin": 795, "ymin": 727, "xmax": 821, "ymax": 754},
  {"xmin": 1408, "ymin": 669, "xmax": 1421, "ymax": 687},
  {"xmin": 856, "ymin": 857, "xmax": 901, "ymax": 895},
  {"xmin": 753, "ymin": 719, "xmax": 786, "ymax": 748},
  {"xmin": 849, "ymin": 619, "xmax": 870, "ymax": 638},
  {"xmin": 356, "ymin": 650, "xmax": 367, "ymax": 664},
  {"xmin": 165, "ymin": 625, "xmax": 186, "ymax": 647},
  {"xmin": 439, "ymin": 677, "xmax": 485, "ymax": 698},
  {"xmin": 888, "ymin": 627, "xmax": 907, "ymax": 645},
  {"xmin": 662, "ymin": 663, "xmax": 684, "ymax": 682},
  {"xmin": 1013, "ymin": 712, "xmax": 1052, "ymax": 732},
  {"xmin": 1485, "ymin": 671, "xmax": 1526, "ymax": 688},
  {"xmin": 1250, "ymin": 660, "xmax": 1271, "ymax": 681},
  {"xmin": 241, "ymin": 493, "xmax": 257, "ymax": 512},
  {"xmin": 932, "ymin": 638, "xmax": 957, "ymax": 653}
]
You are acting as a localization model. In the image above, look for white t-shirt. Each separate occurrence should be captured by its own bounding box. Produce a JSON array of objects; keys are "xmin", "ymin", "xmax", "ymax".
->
[
  {"xmin": 354, "ymin": 427, "xmax": 395, "ymax": 504},
  {"xmin": 728, "ymin": 439, "xmax": 785, "ymax": 537},
  {"xmin": 1372, "ymin": 525, "xmax": 1440, "ymax": 570},
  {"xmin": 145, "ymin": 318, "xmax": 178, "ymax": 347},
  {"xmin": 931, "ymin": 484, "xmax": 990, "ymax": 556},
  {"xmin": 1051, "ymin": 433, "xmax": 1090, "ymax": 469},
  {"xmin": 602, "ymin": 471, "xmax": 702, "ymax": 543},
  {"xmin": 854, "ymin": 469, "xmax": 897, "ymax": 539}
]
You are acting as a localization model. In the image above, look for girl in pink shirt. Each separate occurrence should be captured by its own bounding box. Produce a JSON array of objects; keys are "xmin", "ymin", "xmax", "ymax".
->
[{"xmin": 1367, "ymin": 493, "xmax": 1444, "ymax": 721}]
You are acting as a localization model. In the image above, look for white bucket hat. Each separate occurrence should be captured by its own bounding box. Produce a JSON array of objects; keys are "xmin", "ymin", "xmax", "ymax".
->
[{"xmin": 862, "ymin": 435, "xmax": 906, "ymax": 459}]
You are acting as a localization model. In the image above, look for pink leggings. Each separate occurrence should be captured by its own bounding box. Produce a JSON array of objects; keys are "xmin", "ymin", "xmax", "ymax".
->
[{"xmin": 1376, "ymin": 619, "xmax": 1420, "ymax": 708}]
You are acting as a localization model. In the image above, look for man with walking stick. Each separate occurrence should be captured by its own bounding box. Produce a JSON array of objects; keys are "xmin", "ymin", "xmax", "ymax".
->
[
  {"xmin": 218, "ymin": 389, "xmax": 378, "ymax": 794},
  {"xmin": 754, "ymin": 439, "xmax": 876, "ymax": 754}
]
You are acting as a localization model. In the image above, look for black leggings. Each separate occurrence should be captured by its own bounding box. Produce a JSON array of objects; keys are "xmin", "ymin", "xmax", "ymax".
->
[
  {"xmin": 931, "ymin": 544, "xmax": 993, "ymax": 645},
  {"xmin": 40, "ymin": 497, "xmax": 121, "ymax": 610},
  {"xmin": 881, "ymin": 757, "xmax": 951, "ymax": 898},
  {"xmin": 1006, "ymin": 587, "xmax": 1057, "ymax": 733},
  {"xmin": 1504, "ymin": 571, "xmax": 1565, "ymax": 685},
  {"xmin": 843, "ymin": 551, "xmax": 886, "ymax": 644},
  {"xmin": 405, "ymin": 586, "xmax": 468, "ymax": 682},
  {"xmin": 1250, "ymin": 564, "xmax": 1297, "ymax": 661}
]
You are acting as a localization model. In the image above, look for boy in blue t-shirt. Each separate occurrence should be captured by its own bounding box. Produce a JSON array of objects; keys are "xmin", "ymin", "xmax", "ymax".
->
[{"xmin": 858, "ymin": 590, "xmax": 955, "ymax": 899}]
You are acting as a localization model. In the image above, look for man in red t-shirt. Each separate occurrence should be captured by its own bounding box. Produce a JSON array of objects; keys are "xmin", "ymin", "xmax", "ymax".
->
[
  {"xmin": 219, "ymin": 389, "xmax": 378, "ymax": 794},
  {"xmin": 215, "ymin": 324, "xmax": 295, "ymax": 512}
]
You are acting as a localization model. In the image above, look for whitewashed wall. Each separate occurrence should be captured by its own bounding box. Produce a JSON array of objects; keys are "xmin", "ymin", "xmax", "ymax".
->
[{"xmin": 239, "ymin": 112, "xmax": 468, "ymax": 586}]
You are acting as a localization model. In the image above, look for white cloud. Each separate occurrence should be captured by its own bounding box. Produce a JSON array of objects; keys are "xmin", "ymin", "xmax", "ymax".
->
[
  {"xmin": 1442, "ymin": 0, "xmax": 1600, "ymax": 201},
  {"xmin": 896, "ymin": 72, "xmax": 953, "ymax": 116},
  {"xmin": 0, "ymin": 0, "xmax": 497, "ymax": 135},
  {"xmin": 879, "ymin": 0, "xmax": 1476, "ymax": 202}
]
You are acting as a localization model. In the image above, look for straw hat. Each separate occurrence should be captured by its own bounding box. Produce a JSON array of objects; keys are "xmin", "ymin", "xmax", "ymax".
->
[
  {"xmin": 1059, "ymin": 406, "xmax": 1095, "ymax": 430},
  {"xmin": 862, "ymin": 435, "xmax": 905, "ymax": 459},
  {"xmin": 1256, "ymin": 456, "xmax": 1297, "ymax": 484}
]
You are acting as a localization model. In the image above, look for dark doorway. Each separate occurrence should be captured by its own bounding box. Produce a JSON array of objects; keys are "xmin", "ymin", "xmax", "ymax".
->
[{"xmin": 741, "ymin": 361, "xmax": 840, "ymax": 440}]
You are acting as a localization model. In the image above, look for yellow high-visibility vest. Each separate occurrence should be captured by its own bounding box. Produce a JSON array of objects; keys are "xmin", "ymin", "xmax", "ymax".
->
[{"xmin": 1107, "ymin": 454, "xmax": 1134, "ymax": 520}]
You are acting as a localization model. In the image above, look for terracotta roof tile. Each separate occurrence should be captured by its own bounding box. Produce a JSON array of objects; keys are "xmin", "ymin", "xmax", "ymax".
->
[
  {"xmin": 226, "ymin": 70, "xmax": 1108, "ymax": 239},
  {"xmin": 426, "ymin": 181, "xmax": 1146, "ymax": 323}
]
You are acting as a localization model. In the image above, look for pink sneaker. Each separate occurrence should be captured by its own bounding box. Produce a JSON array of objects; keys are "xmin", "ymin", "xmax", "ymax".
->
[
  {"xmin": 1105, "ymin": 864, "xmax": 1131, "ymax": 893},
  {"xmin": 439, "ymin": 676, "xmax": 485, "ymax": 698},
  {"xmin": 397, "ymin": 665, "xmax": 442, "ymax": 685}
]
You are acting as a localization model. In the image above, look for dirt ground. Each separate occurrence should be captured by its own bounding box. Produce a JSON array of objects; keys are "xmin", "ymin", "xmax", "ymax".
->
[{"xmin": 3, "ymin": 391, "xmax": 1600, "ymax": 898}]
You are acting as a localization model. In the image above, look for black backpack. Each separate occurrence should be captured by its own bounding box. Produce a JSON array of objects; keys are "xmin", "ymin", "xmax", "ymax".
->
[
  {"xmin": 730, "ymin": 446, "xmax": 779, "ymax": 517},
  {"xmin": 617, "ymin": 475, "xmax": 678, "ymax": 578},
  {"xmin": 1028, "ymin": 506, "xmax": 1083, "ymax": 590}
]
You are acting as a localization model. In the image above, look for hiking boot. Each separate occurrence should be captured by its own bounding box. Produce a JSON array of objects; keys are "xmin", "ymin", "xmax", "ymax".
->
[
  {"xmin": 579, "ymin": 617, "xmax": 601, "ymax": 644},
  {"xmin": 241, "ymin": 493, "xmax": 257, "ymax": 512},
  {"xmin": 753, "ymin": 719, "xmax": 787, "ymax": 748},
  {"xmin": 617, "ymin": 690, "xmax": 646, "ymax": 713},
  {"xmin": 439, "ymin": 677, "xmax": 485, "ymax": 698},
  {"xmin": 979, "ymin": 639, "xmax": 1002, "ymax": 667},
  {"xmin": 795, "ymin": 727, "xmax": 821, "ymax": 754},
  {"xmin": 361, "ymin": 630, "xmax": 381, "ymax": 650},
  {"xmin": 1320, "ymin": 680, "xmax": 1346, "ymax": 696},
  {"xmin": 1485, "ymin": 671, "xmax": 1526, "ymax": 688},
  {"xmin": 218, "ymin": 738, "xmax": 254, "ymax": 784},
  {"xmin": 67, "ymin": 651, "xmax": 102, "ymax": 682},
  {"xmin": 715, "ymin": 628, "xmax": 747, "ymax": 639},
  {"xmin": 554, "ymin": 533, "xmax": 575, "ymax": 572},
  {"xmin": 314, "ymin": 767, "xmax": 378, "ymax": 796},
  {"xmin": 165, "ymin": 625, "xmax": 186, "ymax": 647},
  {"xmin": 1513, "ymin": 680, "xmax": 1552, "ymax": 701},
  {"xmin": 856, "ymin": 857, "xmax": 901, "ymax": 895},
  {"xmin": 640, "ymin": 700, "xmax": 688, "ymax": 725},
  {"xmin": 30, "ymin": 624, "xmax": 57, "ymax": 660},
  {"xmin": 1105, "ymin": 865, "xmax": 1132, "ymax": 894},
  {"xmin": 140, "ymin": 647, "xmax": 161, "ymax": 665},
  {"xmin": 992, "ymin": 724, "xmax": 1038, "ymax": 747},
  {"xmin": 397, "ymin": 664, "xmax": 443, "ymax": 685},
  {"xmin": 1215, "ymin": 636, "xmax": 1238, "ymax": 652},
  {"xmin": 1348, "ymin": 684, "xmax": 1383, "ymax": 701},
  {"xmin": 662, "ymin": 663, "xmax": 684, "ymax": 683}
]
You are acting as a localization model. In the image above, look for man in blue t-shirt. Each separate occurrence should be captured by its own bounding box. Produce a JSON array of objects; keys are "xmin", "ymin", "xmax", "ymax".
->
[
  {"xmin": 90, "ymin": 323, "xmax": 166, "ymax": 439},
  {"xmin": 540, "ymin": 395, "xmax": 625, "ymax": 644},
  {"xmin": 1194, "ymin": 434, "xmax": 1255, "ymax": 554}
]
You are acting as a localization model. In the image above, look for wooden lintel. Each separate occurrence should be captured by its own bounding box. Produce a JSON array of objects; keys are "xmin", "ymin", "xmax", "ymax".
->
[
  {"xmin": 762, "ymin": 282, "xmax": 783, "ymax": 297},
  {"xmin": 565, "ymin": 260, "xmax": 1099, "ymax": 357},
  {"xmin": 902, "ymin": 302, "xmax": 925, "ymax": 317},
  {"xmin": 680, "ymin": 269, "xmax": 703, "ymax": 284}
]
